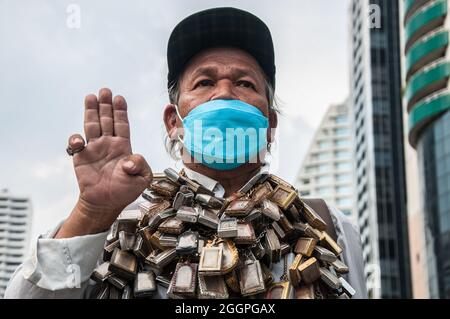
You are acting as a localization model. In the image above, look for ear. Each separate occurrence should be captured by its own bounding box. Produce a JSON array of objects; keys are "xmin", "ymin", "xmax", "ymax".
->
[
  {"xmin": 267, "ymin": 108, "xmax": 278, "ymax": 143},
  {"xmin": 163, "ymin": 104, "xmax": 179, "ymax": 139}
]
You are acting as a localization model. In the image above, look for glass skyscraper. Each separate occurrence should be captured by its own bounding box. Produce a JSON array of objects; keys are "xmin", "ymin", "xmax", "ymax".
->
[
  {"xmin": 349, "ymin": 0, "xmax": 412, "ymax": 298},
  {"xmin": 403, "ymin": 0, "xmax": 450, "ymax": 298}
]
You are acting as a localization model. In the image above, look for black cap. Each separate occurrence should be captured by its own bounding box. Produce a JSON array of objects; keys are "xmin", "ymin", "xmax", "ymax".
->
[{"xmin": 167, "ymin": 7, "xmax": 276, "ymax": 89}]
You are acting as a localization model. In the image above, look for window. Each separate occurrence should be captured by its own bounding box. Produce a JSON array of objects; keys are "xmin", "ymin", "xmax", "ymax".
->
[
  {"xmin": 318, "ymin": 164, "xmax": 331, "ymax": 173},
  {"xmin": 314, "ymin": 152, "xmax": 331, "ymax": 161},
  {"xmin": 305, "ymin": 166, "xmax": 315, "ymax": 174},
  {"xmin": 334, "ymin": 115, "xmax": 348, "ymax": 124},
  {"xmin": 371, "ymin": 48, "xmax": 386, "ymax": 67},
  {"xmin": 335, "ymin": 139, "xmax": 350, "ymax": 147},
  {"xmin": 299, "ymin": 190, "xmax": 310, "ymax": 196},
  {"xmin": 301, "ymin": 178, "xmax": 310, "ymax": 185},
  {"xmin": 336, "ymin": 174, "xmax": 351, "ymax": 182},
  {"xmin": 336, "ymin": 162, "xmax": 352, "ymax": 171},
  {"xmin": 336, "ymin": 197, "xmax": 352, "ymax": 206},
  {"xmin": 316, "ymin": 175, "xmax": 332, "ymax": 184},
  {"xmin": 334, "ymin": 128, "xmax": 349, "ymax": 136},
  {"xmin": 341, "ymin": 210, "xmax": 352, "ymax": 216},
  {"xmin": 375, "ymin": 151, "xmax": 392, "ymax": 167},
  {"xmin": 335, "ymin": 150, "xmax": 351, "ymax": 159},
  {"xmin": 8, "ymin": 229, "xmax": 25, "ymax": 234},
  {"xmin": 316, "ymin": 187, "xmax": 333, "ymax": 196},
  {"xmin": 318, "ymin": 141, "xmax": 332, "ymax": 149},
  {"xmin": 337, "ymin": 185, "xmax": 352, "ymax": 194}
]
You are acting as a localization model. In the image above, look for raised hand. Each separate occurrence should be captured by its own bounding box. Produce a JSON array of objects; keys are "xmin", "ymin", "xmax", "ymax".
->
[{"xmin": 56, "ymin": 88, "xmax": 152, "ymax": 238}]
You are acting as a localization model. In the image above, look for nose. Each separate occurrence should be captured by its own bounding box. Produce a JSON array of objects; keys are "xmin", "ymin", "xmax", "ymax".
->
[{"xmin": 210, "ymin": 79, "xmax": 238, "ymax": 101}]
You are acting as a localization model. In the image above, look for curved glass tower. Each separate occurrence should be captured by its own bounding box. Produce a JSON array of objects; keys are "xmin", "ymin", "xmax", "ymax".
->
[{"xmin": 404, "ymin": 0, "xmax": 450, "ymax": 298}]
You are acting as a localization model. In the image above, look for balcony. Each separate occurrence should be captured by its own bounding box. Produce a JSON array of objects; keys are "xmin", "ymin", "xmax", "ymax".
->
[
  {"xmin": 6, "ymin": 232, "xmax": 26, "ymax": 241},
  {"xmin": 3, "ymin": 255, "xmax": 23, "ymax": 264},
  {"xmin": 405, "ymin": 0, "xmax": 448, "ymax": 52},
  {"xmin": 404, "ymin": 0, "xmax": 433, "ymax": 23},
  {"xmin": 406, "ymin": 29, "xmax": 448, "ymax": 80},
  {"xmin": 409, "ymin": 91, "xmax": 450, "ymax": 147},
  {"xmin": 7, "ymin": 214, "xmax": 28, "ymax": 222},
  {"xmin": 8, "ymin": 222, "xmax": 27, "ymax": 228},
  {"xmin": 405, "ymin": 61, "xmax": 450, "ymax": 110},
  {"xmin": 1, "ymin": 264, "xmax": 20, "ymax": 273}
]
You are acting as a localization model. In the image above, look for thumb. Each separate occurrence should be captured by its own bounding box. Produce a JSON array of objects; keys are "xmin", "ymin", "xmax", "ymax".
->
[{"xmin": 122, "ymin": 154, "xmax": 153, "ymax": 183}]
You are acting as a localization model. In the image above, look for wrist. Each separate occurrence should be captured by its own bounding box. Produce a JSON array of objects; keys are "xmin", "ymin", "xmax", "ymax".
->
[{"xmin": 55, "ymin": 198, "xmax": 121, "ymax": 238}]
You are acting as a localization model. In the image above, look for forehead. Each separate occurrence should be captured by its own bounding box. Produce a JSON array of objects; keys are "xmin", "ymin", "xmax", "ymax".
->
[{"xmin": 181, "ymin": 47, "xmax": 266, "ymax": 81}]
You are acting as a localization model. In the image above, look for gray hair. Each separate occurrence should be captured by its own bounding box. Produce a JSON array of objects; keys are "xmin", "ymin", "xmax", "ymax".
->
[{"xmin": 165, "ymin": 77, "xmax": 280, "ymax": 161}]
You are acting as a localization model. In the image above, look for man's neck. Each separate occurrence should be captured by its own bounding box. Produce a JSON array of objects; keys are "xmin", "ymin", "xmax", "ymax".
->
[{"xmin": 183, "ymin": 162, "xmax": 263, "ymax": 196}]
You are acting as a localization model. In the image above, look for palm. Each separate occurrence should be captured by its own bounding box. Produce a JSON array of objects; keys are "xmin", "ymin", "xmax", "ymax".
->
[
  {"xmin": 75, "ymin": 136, "xmax": 139, "ymax": 209},
  {"xmin": 69, "ymin": 89, "xmax": 151, "ymax": 213}
]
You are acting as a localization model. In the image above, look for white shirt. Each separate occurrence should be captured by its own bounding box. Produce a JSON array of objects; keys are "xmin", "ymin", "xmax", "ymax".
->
[{"xmin": 4, "ymin": 168, "xmax": 367, "ymax": 299}]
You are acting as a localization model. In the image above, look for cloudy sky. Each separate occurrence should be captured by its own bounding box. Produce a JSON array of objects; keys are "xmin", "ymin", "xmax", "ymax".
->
[{"xmin": 0, "ymin": 0, "xmax": 349, "ymax": 240}]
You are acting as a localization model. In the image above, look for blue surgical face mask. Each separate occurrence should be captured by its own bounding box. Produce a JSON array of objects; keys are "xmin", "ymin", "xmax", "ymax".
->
[{"xmin": 175, "ymin": 99, "xmax": 269, "ymax": 170}]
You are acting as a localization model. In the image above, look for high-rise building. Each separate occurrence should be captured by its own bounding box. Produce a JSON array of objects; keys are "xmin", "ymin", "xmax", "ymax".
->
[
  {"xmin": 402, "ymin": 0, "xmax": 450, "ymax": 298},
  {"xmin": 0, "ymin": 189, "xmax": 33, "ymax": 298},
  {"xmin": 398, "ymin": 0, "xmax": 430, "ymax": 299},
  {"xmin": 349, "ymin": 0, "xmax": 412, "ymax": 298},
  {"xmin": 295, "ymin": 101, "xmax": 356, "ymax": 223}
]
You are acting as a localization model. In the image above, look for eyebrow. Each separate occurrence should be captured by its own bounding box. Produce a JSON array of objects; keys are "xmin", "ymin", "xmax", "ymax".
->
[{"xmin": 188, "ymin": 65, "xmax": 261, "ymax": 82}]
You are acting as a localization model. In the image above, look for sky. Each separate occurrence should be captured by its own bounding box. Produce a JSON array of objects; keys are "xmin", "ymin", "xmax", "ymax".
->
[{"xmin": 0, "ymin": 0, "xmax": 350, "ymax": 241}]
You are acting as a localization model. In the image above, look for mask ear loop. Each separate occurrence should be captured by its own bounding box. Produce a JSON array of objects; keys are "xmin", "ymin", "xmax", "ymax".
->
[
  {"xmin": 174, "ymin": 104, "xmax": 183, "ymax": 121},
  {"xmin": 172, "ymin": 105, "xmax": 187, "ymax": 168},
  {"xmin": 173, "ymin": 104, "xmax": 185, "ymax": 145},
  {"xmin": 262, "ymin": 127, "xmax": 274, "ymax": 169},
  {"xmin": 263, "ymin": 143, "xmax": 272, "ymax": 166}
]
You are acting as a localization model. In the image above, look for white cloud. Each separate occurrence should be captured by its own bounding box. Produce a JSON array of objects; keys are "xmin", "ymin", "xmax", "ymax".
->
[
  {"xmin": 32, "ymin": 156, "xmax": 74, "ymax": 180},
  {"xmin": 31, "ymin": 191, "xmax": 79, "ymax": 240}
]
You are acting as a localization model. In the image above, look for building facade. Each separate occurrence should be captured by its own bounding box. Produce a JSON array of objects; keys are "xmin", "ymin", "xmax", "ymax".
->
[
  {"xmin": 0, "ymin": 189, "xmax": 33, "ymax": 298},
  {"xmin": 295, "ymin": 101, "xmax": 356, "ymax": 223},
  {"xmin": 349, "ymin": 0, "xmax": 412, "ymax": 298},
  {"xmin": 403, "ymin": 0, "xmax": 450, "ymax": 298}
]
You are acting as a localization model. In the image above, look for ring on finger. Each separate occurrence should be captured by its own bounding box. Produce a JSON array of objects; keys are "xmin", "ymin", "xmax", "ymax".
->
[{"xmin": 66, "ymin": 145, "xmax": 85, "ymax": 156}]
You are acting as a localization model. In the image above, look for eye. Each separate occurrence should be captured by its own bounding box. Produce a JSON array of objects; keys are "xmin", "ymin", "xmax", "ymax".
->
[
  {"xmin": 236, "ymin": 80, "xmax": 256, "ymax": 90},
  {"xmin": 194, "ymin": 79, "xmax": 214, "ymax": 88}
]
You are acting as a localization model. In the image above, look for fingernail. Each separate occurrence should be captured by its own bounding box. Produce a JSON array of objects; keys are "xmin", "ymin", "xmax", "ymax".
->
[{"xmin": 123, "ymin": 161, "xmax": 135, "ymax": 169}]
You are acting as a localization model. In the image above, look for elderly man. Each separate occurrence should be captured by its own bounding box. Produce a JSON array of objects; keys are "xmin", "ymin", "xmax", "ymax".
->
[{"xmin": 5, "ymin": 7, "xmax": 366, "ymax": 299}]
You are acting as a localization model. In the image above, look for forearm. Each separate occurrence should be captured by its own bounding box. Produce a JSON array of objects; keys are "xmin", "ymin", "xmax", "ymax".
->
[
  {"xmin": 55, "ymin": 198, "xmax": 121, "ymax": 238},
  {"xmin": 4, "ymin": 221, "xmax": 108, "ymax": 299}
]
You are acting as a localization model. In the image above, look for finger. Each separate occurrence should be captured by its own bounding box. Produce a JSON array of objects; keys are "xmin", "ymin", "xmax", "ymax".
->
[
  {"xmin": 113, "ymin": 95, "xmax": 130, "ymax": 138},
  {"xmin": 84, "ymin": 94, "xmax": 101, "ymax": 141},
  {"xmin": 68, "ymin": 133, "xmax": 86, "ymax": 151},
  {"xmin": 98, "ymin": 88, "xmax": 114, "ymax": 136},
  {"xmin": 122, "ymin": 154, "xmax": 153, "ymax": 183}
]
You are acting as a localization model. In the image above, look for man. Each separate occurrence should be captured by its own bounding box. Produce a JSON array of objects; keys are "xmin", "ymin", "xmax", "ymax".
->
[{"xmin": 5, "ymin": 7, "xmax": 366, "ymax": 299}]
